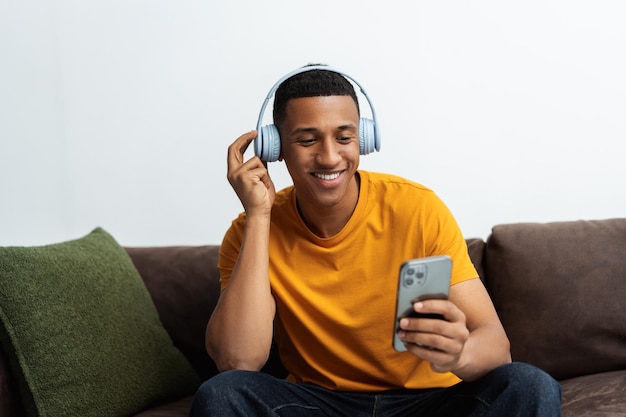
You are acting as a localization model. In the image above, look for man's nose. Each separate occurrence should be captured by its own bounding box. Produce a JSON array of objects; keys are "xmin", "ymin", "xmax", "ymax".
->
[{"xmin": 316, "ymin": 138, "xmax": 342, "ymax": 165}]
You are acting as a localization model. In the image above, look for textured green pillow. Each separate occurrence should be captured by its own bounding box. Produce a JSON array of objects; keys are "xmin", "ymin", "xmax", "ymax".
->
[{"xmin": 0, "ymin": 228, "xmax": 200, "ymax": 417}]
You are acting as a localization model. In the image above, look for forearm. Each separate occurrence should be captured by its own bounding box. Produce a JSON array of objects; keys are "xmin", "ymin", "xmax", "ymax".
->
[
  {"xmin": 206, "ymin": 215, "xmax": 276, "ymax": 371},
  {"xmin": 451, "ymin": 324, "xmax": 512, "ymax": 381}
]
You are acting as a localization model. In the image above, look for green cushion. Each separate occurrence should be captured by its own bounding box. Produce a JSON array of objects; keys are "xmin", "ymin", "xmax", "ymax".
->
[{"xmin": 0, "ymin": 228, "xmax": 200, "ymax": 417}]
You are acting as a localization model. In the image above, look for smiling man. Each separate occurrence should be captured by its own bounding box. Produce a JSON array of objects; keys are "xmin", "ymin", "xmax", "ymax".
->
[{"xmin": 190, "ymin": 66, "xmax": 561, "ymax": 416}]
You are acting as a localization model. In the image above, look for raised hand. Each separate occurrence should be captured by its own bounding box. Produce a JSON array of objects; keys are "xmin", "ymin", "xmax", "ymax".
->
[{"xmin": 227, "ymin": 131, "xmax": 276, "ymax": 217}]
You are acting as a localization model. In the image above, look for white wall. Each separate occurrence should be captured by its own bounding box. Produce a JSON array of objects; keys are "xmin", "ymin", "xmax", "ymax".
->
[{"xmin": 2, "ymin": 0, "xmax": 625, "ymax": 247}]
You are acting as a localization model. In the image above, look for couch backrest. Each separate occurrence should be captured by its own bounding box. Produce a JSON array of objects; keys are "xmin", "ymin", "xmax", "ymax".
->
[
  {"xmin": 126, "ymin": 246, "xmax": 221, "ymax": 380},
  {"xmin": 126, "ymin": 245, "xmax": 287, "ymax": 381},
  {"xmin": 125, "ymin": 220, "xmax": 626, "ymax": 384},
  {"xmin": 483, "ymin": 218, "xmax": 626, "ymax": 380},
  {"xmin": 466, "ymin": 238, "xmax": 486, "ymax": 282},
  {"xmin": 126, "ymin": 241, "xmax": 488, "ymax": 382}
]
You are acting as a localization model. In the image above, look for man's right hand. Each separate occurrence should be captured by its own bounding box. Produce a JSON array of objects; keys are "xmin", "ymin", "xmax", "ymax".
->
[{"xmin": 227, "ymin": 130, "xmax": 276, "ymax": 217}]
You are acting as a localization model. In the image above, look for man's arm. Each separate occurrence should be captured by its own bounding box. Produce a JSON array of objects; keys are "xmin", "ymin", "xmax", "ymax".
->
[
  {"xmin": 447, "ymin": 278, "xmax": 512, "ymax": 380},
  {"xmin": 397, "ymin": 278, "xmax": 512, "ymax": 381},
  {"xmin": 205, "ymin": 131, "xmax": 277, "ymax": 372},
  {"xmin": 206, "ymin": 216, "xmax": 276, "ymax": 371}
]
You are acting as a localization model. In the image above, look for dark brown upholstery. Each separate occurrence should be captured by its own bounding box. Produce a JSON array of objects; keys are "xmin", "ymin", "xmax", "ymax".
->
[
  {"xmin": 125, "ymin": 246, "xmax": 287, "ymax": 384},
  {"xmin": 560, "ymin": 370, "xmax": 626, "ymax": 417},
  {"xmin": 132, "ymin": 396, "xmax": 195, "ymax": 417},
  {"xmin": 125, "ymin": 246, "xmax": 221, "ymax": 381},
  {"xmin": 484, "ymin": 219, "xmax": 626, "ymax": 381},
  {"xmin": 0, "ymin": 347, "xmax": 26, "ymax": 417},
  {"xmin": 465, "ymin": 238, "xmax": 486, "ymax": 281}
]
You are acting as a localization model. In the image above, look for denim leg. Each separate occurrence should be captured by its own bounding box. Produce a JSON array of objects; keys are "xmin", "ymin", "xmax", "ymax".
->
[
  {"xmin": 189, "ymin": 363, "xmax": 562, "ymax": 417},
  {"xmin": 189, "ymin": 370, "xmax": 373, "ymax": 417},
  {"xmin": 442, "ymin": 362, "xmax": 563, "ymax": 417},
  {"xmin": 371, "ymin": 362, "xmax": 561, "ymax": 417}
]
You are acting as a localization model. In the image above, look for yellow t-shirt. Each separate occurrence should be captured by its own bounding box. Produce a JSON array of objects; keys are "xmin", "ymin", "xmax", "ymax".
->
[{"xmin": 218, "ymin": 171, "xmax": 478, "ymax": 391}]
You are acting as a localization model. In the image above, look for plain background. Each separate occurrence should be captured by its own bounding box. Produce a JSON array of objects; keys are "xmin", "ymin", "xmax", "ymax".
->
[{"xmin": 1, "ymin": 0, "xmax": 625, "ymax": 247}]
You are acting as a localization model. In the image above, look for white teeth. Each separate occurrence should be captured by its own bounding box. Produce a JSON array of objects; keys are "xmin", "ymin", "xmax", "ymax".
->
[{"xmin": 315, "ymin": 172, "xmax": 340, "ymax": 181}]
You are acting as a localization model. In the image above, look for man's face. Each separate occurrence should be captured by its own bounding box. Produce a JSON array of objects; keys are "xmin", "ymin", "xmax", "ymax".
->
[{"xmin": 278, "ymin": 95, "xmax": 361, "ymax": 212}]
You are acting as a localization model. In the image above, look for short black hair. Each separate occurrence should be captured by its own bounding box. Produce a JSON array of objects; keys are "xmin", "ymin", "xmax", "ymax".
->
[{"xmin": 272, "ymin": 65, "xmax": 359, "ymax": 128}]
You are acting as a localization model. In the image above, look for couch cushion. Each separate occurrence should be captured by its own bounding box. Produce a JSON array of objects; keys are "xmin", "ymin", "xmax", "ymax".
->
[
  {"xmin": 132, "ymin": 395, "xmax": 194, "ymax": 417},
  {"xmin": 560, "ymin": 370, "xmax": 626, "ymax": 417},
  {"xmin": 484, "ymin": 218, "xmax": 626, "ymax": 380},
  {"xmin": 0, "ymin": 228, "xmax": 200, "ymax": 417}
]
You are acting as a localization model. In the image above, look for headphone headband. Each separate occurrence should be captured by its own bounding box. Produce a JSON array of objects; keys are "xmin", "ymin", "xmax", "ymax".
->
[{"xmin": 255, "ymin": 65, "xmax": 381, "ymax": 161}]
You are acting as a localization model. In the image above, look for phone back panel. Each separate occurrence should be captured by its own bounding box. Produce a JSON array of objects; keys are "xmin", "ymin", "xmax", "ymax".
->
[{"xmin": 393, "ymin": 255, "xmax": 452, "ymax": 352}]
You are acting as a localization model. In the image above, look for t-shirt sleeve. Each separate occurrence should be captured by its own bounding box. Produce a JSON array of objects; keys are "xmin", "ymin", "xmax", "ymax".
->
[
  {"xmin": 425, "ymin": 193, "xmax": 478, "ymax": 286},
  {"xmin": 217, "ymin": 213, "xmax": 246, "ymax": 291}
]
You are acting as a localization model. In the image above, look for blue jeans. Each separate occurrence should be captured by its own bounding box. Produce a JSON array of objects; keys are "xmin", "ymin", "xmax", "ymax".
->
[{"xmin": 190, "ymin": 362, "xmax": 561, "ymax": 416}]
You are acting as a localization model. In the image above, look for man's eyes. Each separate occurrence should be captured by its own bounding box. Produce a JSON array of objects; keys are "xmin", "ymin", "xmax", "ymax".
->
[
  {"xmin": 296, "ymin": 136, "xmax": 356, "ymax": 145},
  {"xmin": 298, "ymin": 138, "xmax": 317, "ymax": 145}
]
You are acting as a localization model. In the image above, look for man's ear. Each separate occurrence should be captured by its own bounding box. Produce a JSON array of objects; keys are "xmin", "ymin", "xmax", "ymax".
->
[{"xmin": 278, "ymin": 134, "xmax": 284, "ymax": 161}]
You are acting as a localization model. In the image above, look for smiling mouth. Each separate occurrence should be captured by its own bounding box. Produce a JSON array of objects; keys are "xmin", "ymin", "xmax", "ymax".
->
[{"xmin": 313, "ymin": 172, "xmax": 341, "ymax": 181}]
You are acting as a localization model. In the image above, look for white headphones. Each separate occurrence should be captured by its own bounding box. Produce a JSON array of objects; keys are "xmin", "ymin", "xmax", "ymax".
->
[{"xmin": 254, "ymin": 65, "xmax": 381, "ymax": 162}]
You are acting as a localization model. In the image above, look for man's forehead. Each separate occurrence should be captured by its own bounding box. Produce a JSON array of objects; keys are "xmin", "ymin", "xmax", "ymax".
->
[{"xmin": 283, "ymin": 95, "xmax": 359, "ymax": 113}]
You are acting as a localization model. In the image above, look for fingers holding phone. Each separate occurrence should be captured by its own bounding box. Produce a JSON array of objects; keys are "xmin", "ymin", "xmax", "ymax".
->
[{"xmin": 396, "ymin": 301, "xmax": 467, "ymax": 361}]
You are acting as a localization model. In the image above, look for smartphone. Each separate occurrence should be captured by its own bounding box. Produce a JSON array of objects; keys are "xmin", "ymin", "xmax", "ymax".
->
[{"xmin": 393, "ymin": 255, "xmax": 452, "ymax": 352}]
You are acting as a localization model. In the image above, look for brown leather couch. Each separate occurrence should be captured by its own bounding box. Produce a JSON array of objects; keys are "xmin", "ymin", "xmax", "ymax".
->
[{"xmin": 1, "ymin": 218, "xmax": 624, "ymax": 416}]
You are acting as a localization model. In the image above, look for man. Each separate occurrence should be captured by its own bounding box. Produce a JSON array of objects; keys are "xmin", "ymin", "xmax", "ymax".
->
[{"xmin": 190, "ymin": 66, "xmax": 561, "ymax": 416}]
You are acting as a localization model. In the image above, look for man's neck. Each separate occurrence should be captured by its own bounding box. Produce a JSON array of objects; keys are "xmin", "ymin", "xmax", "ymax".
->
[{"xmin": 296, "ymin": 173, "xmax": 361, "ymax": 238}]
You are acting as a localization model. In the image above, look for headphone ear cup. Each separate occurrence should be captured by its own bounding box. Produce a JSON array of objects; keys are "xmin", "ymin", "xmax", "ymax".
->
[
  {"xmin": 256, "ymin": 124, "xmax": 281, "ymax": 162},
  {"xmin": 359, "ymin": 118, "xmax": 378, "ymax": 155}
]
